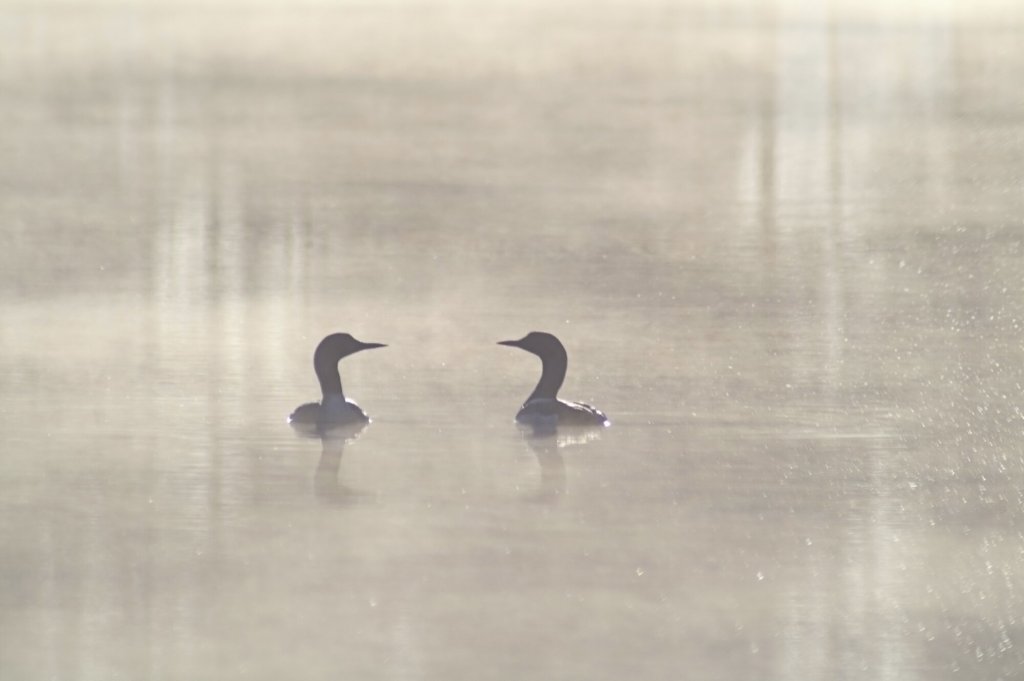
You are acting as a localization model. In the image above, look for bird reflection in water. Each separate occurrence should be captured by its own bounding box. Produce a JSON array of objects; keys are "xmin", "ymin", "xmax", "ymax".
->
[
  {"xmin": 315, "ymin": 424, "xmax": 369, "ymax": 505},
  {"xmin": 518, "ymin": 421, "xmax": 603, "ymax": 504},
  {"xmin": 292, "ymin": 420, "xmax": 372, "ymax": 506}
]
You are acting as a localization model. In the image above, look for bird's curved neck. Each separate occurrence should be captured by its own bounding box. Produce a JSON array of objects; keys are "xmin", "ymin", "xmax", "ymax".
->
[
  {"xmin": 315, "ymin": 357, "xmax": 345, "ymax": 398},
  {"xmin": 528, "ymin": 351, "xmax": 566, "ymax": 401}
]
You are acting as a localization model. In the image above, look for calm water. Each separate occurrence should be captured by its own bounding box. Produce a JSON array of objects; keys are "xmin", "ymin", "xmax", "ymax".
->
[{"xmin": 3, "ymin": 1, "xmax": 1024, "ymax": 679}]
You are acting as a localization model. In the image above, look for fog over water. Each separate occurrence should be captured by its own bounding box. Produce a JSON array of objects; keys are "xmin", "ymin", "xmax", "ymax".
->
[{"xmin": 3, "ymin": 1, "xmax": 1024, "ymax": 679}]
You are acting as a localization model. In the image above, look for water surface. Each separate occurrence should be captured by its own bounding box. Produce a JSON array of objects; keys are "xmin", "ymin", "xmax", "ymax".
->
[{"xmin": 3, "ymin": 1, "xmax": 1024, "ymax": 679}]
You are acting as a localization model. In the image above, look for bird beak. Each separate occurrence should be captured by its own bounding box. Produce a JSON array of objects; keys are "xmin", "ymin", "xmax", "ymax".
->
[
  {"xmin": 498, "ymin": 339, "xmax": 521, "ymax": 348},
  {"xmin": 359, "ymin": 342, "xmax": 387, "ymax": 350}
]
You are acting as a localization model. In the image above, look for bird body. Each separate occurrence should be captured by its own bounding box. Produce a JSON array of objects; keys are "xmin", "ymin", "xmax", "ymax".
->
[
  {"xmin": 289, "ymin": 394, "xmax": 370, "ymax": 427},
  {"xmin": 499, "ymin": 332, "xmax": 610, "ymax": 429},
  {"xmin": 515, "ymin": 397, "xmax": 609, "ymax": 428}
]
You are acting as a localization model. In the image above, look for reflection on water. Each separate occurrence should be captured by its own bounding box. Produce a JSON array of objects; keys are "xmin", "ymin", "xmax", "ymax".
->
[
  {"xmin": 520, "ymin": 425, "xmax": 588, "ymax": 501},
  {"xmin": 519, "ymin": 425, "xmax": 607, "ymax": 504},
  {"xmin": 3, "ymin": 0, "xmax": 1024, "ymax": 679},
  {"xmin": 525, "ymin": 440, "xmax": 567, "ymax": 503},
  {"xmin": 312, "ymin": 424, "xmax": 372, "ymax": 506}
]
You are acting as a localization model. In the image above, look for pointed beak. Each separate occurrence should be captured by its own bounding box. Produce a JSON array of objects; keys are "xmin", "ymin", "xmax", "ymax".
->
[
  {"xmin": 359, "ymin": 342, "xmax": 387, "ymax": 350},
  {"xmin": 498, "ymin": 339, "xmax": 521, "ymax": 348}
]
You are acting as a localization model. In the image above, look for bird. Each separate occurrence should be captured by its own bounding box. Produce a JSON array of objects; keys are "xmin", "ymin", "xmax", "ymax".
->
[
  {"xmin": 289, "ymin": 333, "xmax": 386, "ymax": 434},
  {"xmin": 498, "ymin": 331, "xmax": 610, "ymax": 429}
]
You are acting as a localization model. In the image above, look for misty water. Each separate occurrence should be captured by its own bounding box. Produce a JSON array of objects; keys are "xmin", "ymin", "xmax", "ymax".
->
[{"xmin": 3, "ymin": 1, "xmax": 1024, "ymax": 679}]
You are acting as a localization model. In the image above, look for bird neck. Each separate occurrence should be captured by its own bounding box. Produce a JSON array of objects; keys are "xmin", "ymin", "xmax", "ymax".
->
[
  {"xmin": 315, "ymin": 357, "xmax": 345, "ymax": 398},
  {"xmin": 528, "ymin": 350, "xmax": 567, "ymax": 401}
]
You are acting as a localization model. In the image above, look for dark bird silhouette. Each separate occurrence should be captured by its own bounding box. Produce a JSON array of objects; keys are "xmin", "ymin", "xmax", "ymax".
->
[
  {"xmin": 289, "ymin": 333, "xmax": 386, "ymax": 435},
  {"xmin": 498, "ymin": 331, "xmax": 610, "ymax": 428}
]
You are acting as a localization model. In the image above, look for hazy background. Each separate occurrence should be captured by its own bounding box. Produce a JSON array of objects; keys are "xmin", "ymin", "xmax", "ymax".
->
[{"xmin": 3, "ymin": 0, "xmax": 1024, "ymax": 679}]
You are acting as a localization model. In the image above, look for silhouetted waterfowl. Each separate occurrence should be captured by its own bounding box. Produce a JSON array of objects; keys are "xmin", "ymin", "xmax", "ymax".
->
[
  {"xmin": 289, "ymin": 333, "xmax": 386, "ymax": 433},
  {"xmin": 498, "ymin": 331, "xmax": 610, "ymax": 428}
]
